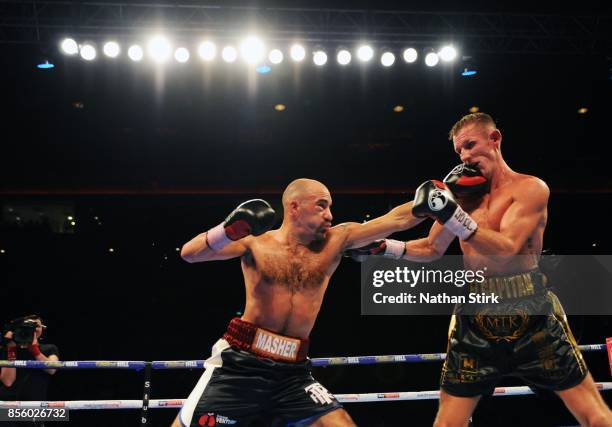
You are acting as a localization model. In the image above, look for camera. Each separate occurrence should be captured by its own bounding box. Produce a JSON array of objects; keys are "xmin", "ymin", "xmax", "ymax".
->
[{"xmin": 7, "ymin": 318, "xmax": 39, "ymax": 346}]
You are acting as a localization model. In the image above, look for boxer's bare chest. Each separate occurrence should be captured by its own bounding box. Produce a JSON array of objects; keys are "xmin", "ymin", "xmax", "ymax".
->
[
  {"xmin": 246, "ymin": 241, "xmax": 338, "ymax": 293},
  {"xmin": 465, "ymin": 186, "xmax": 515, "ymax": 231}
]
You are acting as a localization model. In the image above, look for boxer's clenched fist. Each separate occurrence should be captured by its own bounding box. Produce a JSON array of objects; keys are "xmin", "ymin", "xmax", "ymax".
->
[
  {"xmin": 206, "ymin": 199, "xmax": 276, "ymax": 251},
  {"xmin": 413, "ymin": 180, "xmax": 477, "ymax": 241},
  {"xmin": 443, "ymin": 163, "xmax": 489, "ymax": 197}
]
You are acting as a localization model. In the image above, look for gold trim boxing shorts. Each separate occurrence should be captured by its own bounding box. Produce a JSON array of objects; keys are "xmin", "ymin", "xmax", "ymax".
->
[{"xmin": 441, "ymin": 270, "xmax": 587, "ymax": 397}]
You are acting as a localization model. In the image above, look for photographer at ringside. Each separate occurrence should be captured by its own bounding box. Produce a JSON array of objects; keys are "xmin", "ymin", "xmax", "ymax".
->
[{"xmin": 0, "ymin": 315, "xmax": 59, "ymax": 426}]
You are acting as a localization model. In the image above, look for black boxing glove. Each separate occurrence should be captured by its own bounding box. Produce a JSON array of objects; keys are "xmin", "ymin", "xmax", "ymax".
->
[
  {"xmin": 413, "ymin": 180, "xmax": 477, "ymax": 240},
  {"xmin": 443, "ymin": 163, "xmax": 489, "ymax": 197},
  {"xmin": 206, "ymin": 199, "xmax": 276, "ymax": 251},
  {"xmin": 344, "ymin": 239, "xmax": 406, "ymax": 262}
]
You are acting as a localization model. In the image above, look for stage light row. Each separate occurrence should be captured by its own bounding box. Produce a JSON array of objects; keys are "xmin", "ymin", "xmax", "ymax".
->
[{"xmin": 59, "ymin": 37, "xmax": 458, "ymax": 67}]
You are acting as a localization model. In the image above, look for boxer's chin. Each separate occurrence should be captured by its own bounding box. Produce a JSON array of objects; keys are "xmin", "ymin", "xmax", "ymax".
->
[{"xmin": 314, "ymin": 229, "xmax": 327, "ymax": 241}]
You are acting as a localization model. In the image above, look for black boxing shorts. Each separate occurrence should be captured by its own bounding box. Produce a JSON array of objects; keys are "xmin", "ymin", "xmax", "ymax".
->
[
  {"xmin": 179, "ymin": 318, "xmax": 343, "ymax": 426},
  {"xmin": 441, "ymin": 270, "xmax": 588, "ymax": 397}
]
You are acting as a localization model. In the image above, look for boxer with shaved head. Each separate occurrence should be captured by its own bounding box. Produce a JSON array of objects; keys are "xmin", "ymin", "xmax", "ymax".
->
[{"xmin": 173, "ymin": 178, "xmax": 423, "ymax": 427}]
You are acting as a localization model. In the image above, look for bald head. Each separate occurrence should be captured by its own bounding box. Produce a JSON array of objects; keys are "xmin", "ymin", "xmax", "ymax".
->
[
  {"xmin": 281, "ymin": 178, "xmax": 333, "ymax": 239},
  {"xmin": 282, "ymin": 178, "xmax": 329, "ymax": 209}
]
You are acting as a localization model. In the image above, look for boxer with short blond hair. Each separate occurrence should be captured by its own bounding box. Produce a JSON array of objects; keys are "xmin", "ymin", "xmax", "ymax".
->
[{"xmin": 349, "ymin": 113, "xmax": 612, "ymax": 427}]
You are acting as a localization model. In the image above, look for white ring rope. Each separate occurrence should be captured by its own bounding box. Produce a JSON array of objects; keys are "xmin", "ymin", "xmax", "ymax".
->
[{"xmin": 1, "ymin": 382, "xmax": 611, "ymax": 408}]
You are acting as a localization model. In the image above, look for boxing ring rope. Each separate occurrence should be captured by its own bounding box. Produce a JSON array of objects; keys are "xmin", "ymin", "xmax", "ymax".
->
[
  {"xmin": 0, "ymin": 342, "xmax": 610, "ymax": 421},
  {"xmin": 0, "ymin": 343, "xmax": 607, "ymax": 370},
  {"xmin": 2, "ymin": 383, "xmax": 612, "ymax": 409}
]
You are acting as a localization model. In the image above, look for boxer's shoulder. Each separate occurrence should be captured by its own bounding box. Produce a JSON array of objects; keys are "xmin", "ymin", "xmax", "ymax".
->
[
  {"xmin": 511, "ymin": 174, "xmax": 549, "ymax": 199},
  {"xmin": 247, "ymin": 229, "xmax": 280, "ymax": 248},
  {"xmin": 514, "ymin": 172, "xmax": 547, "ymax": 186}
]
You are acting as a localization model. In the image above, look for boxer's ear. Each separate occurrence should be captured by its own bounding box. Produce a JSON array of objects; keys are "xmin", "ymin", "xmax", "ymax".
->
[
  {"xmin": 289, "ymin": 200, "xmax": 300, "ymax": 215},
  {"xmin": 489, "ymin": 129, "xmax": 502, "ymax": 148}
]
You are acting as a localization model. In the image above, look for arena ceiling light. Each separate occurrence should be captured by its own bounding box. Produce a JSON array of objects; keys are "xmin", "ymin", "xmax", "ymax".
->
[
  {"xmin": 438, "ymin": 45, "xmax": 457, "ymax": 62},
  {"xmin": 425, "ymin": 52, "xmax": 440, "ymax": 67},
  {"xmin": 148, "ymin": 36, "xmax": 172, "ymax": 63},
  {"xmin": 37, "ymin": 60, "xmax": 54, "ymax": 69},
  {"xmin": 402, "ymin": 48, "xmax": 418, "ymax": 63},
  {"xmin": 312, "ymin": 49, "xmax": 327, "ymax": 66},
  {"xmin": 197, "ymin": 41, "xmax": 216, "ymax": 61},
  {"xmin": 268, "ymin": 49, "xmax": 283, "ymax": 64},
  {"xmin": 357, "ymin": 45, "xmax": 374, "ymax": 62},
  {"xmin": 461, "ymin": 67, "xmax": 477, "ymax": 76},
  {"xmin": 80, "ymin": 43, "xmax": 97, "ymax": 61},
  {"xmin": 221, "ymin": 46, "xmax": 238, "ymax": 63},
  {"xmin": 380, "ymin": 51, "xmax": 395, "ymax": 67},
  {"xmin": 174, "ymin": 47, "xmax": 190, "ymax": 63},
  {"xmin": 103, "ymin": 41, "xmax": 120, "ymax": 58},
  {"xmin": 60, "ymin": 38, "xmax": 78, "ymax": 55},
  {"xmin": 128, "ymin": 45, "xmax": 144, "ymax": 61},
  {"xmin": 240, "ymin": 36, "xmax": 265, "ymax": 64},
  {"xmin": 337, "ymin": 49, "xmax": 351, "ymax": 65},
  {"xmin": 290, "ymin": 44, "xmax": 306, "ymax": 62}
]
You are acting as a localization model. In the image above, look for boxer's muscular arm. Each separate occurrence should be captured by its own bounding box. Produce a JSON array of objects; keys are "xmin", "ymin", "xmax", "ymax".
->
[
  {"xmin": 181, "ymin": 233, "xmax": 249, "ymax": 262},
  {"xmin": 341, "ymin": 201, "xmax": 425, "ymax": 249},
  {"xmin": 181, "ymin": 199, "xmax": 274, "ymax": 263},
  {"xmin": 464, "ymin": 178, "xmax": 548, "ymax": 257},
  {"xmin": 404, "ymin": 222, "xmax": 456, "ymax": 262}
]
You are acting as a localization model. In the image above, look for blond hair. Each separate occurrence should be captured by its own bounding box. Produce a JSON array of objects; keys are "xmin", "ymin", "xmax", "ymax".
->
[{"xmin": 448, "ymin": 112, "xmax": 497, "ymax": 141}]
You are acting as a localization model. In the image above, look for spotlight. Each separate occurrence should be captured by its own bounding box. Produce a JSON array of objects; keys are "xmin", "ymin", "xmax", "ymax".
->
[
  {"xmin": 469, "ymin": 106, "xmax": 480, "ymax": 113},
  {"xmin": 80, "ymin": 43, "xmax": 96, "ymax": 61},
  {"xmin": 60, "ymin": 38, "xmax": 78, "ymax": 55},
  {"xmin": 357, "ymin": 45, "xmax": 374, "ymax": 62},
  {"xmin": 240, "ymin": 36, "xmax": 265, "ymax": 64},
  {"xmin": 103, "ymin": 41, "xmax": 120, "ymax": 58},
  {"xmin": 313, "ymin": 50, "xmax": 327, "ymax": 66},
  {"xmin": 128, "ymin": 45, "xmax": 144, "ymax": 61},
  {"xmin": 198, "ymin": 41, "xmax": 216, "ymax": 61},
  {"xmin": 290, "ymin": 44, "xmax": 306, "ymax": 62},
  {"xmin": 222, "ymin": 46, "xmax": 238, "ymax": 63},
  {"xmin": 425, "ymin": 52, "xmax": 439, "ymax": 67},
  {"xmin": 393, "ymin": 105, "xmax": 404, "ymax": 113},
  {"xmin": 337, "ymin": 49, "xmax": 351, "ymax": 65},
  {"xmin": 578, "ymin": 107, "xmax": 589, "ymax": 114},
  {"xmin": 174, "ymin": 47, "xmax": 190, "ymax": 63},
  {"xmin": 148, "ymin": 36, "xmax": 172, "ymax": 63},
  {"xmin": 268, "ymin": 49, "xmax": 283, "ymax": 64},
  {"xmin": 402, "ymin": 48, "xmax": 418, "ymax": 63},
  {"xmin": 380, "ymin": 51, "xmax": 395, "ymax": 67},
  {"xmin": 274, "ymin": 104, "xmax": 286, "ymax": 111},
  {"xmin": 438, "ymin": 45, "xmax": 457, "ymax": 62}
]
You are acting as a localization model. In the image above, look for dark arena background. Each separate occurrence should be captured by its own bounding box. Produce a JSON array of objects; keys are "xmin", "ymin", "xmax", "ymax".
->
[{"xmin": 1, "ymin": 1, "xmax": 612, "ymax": 426}]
